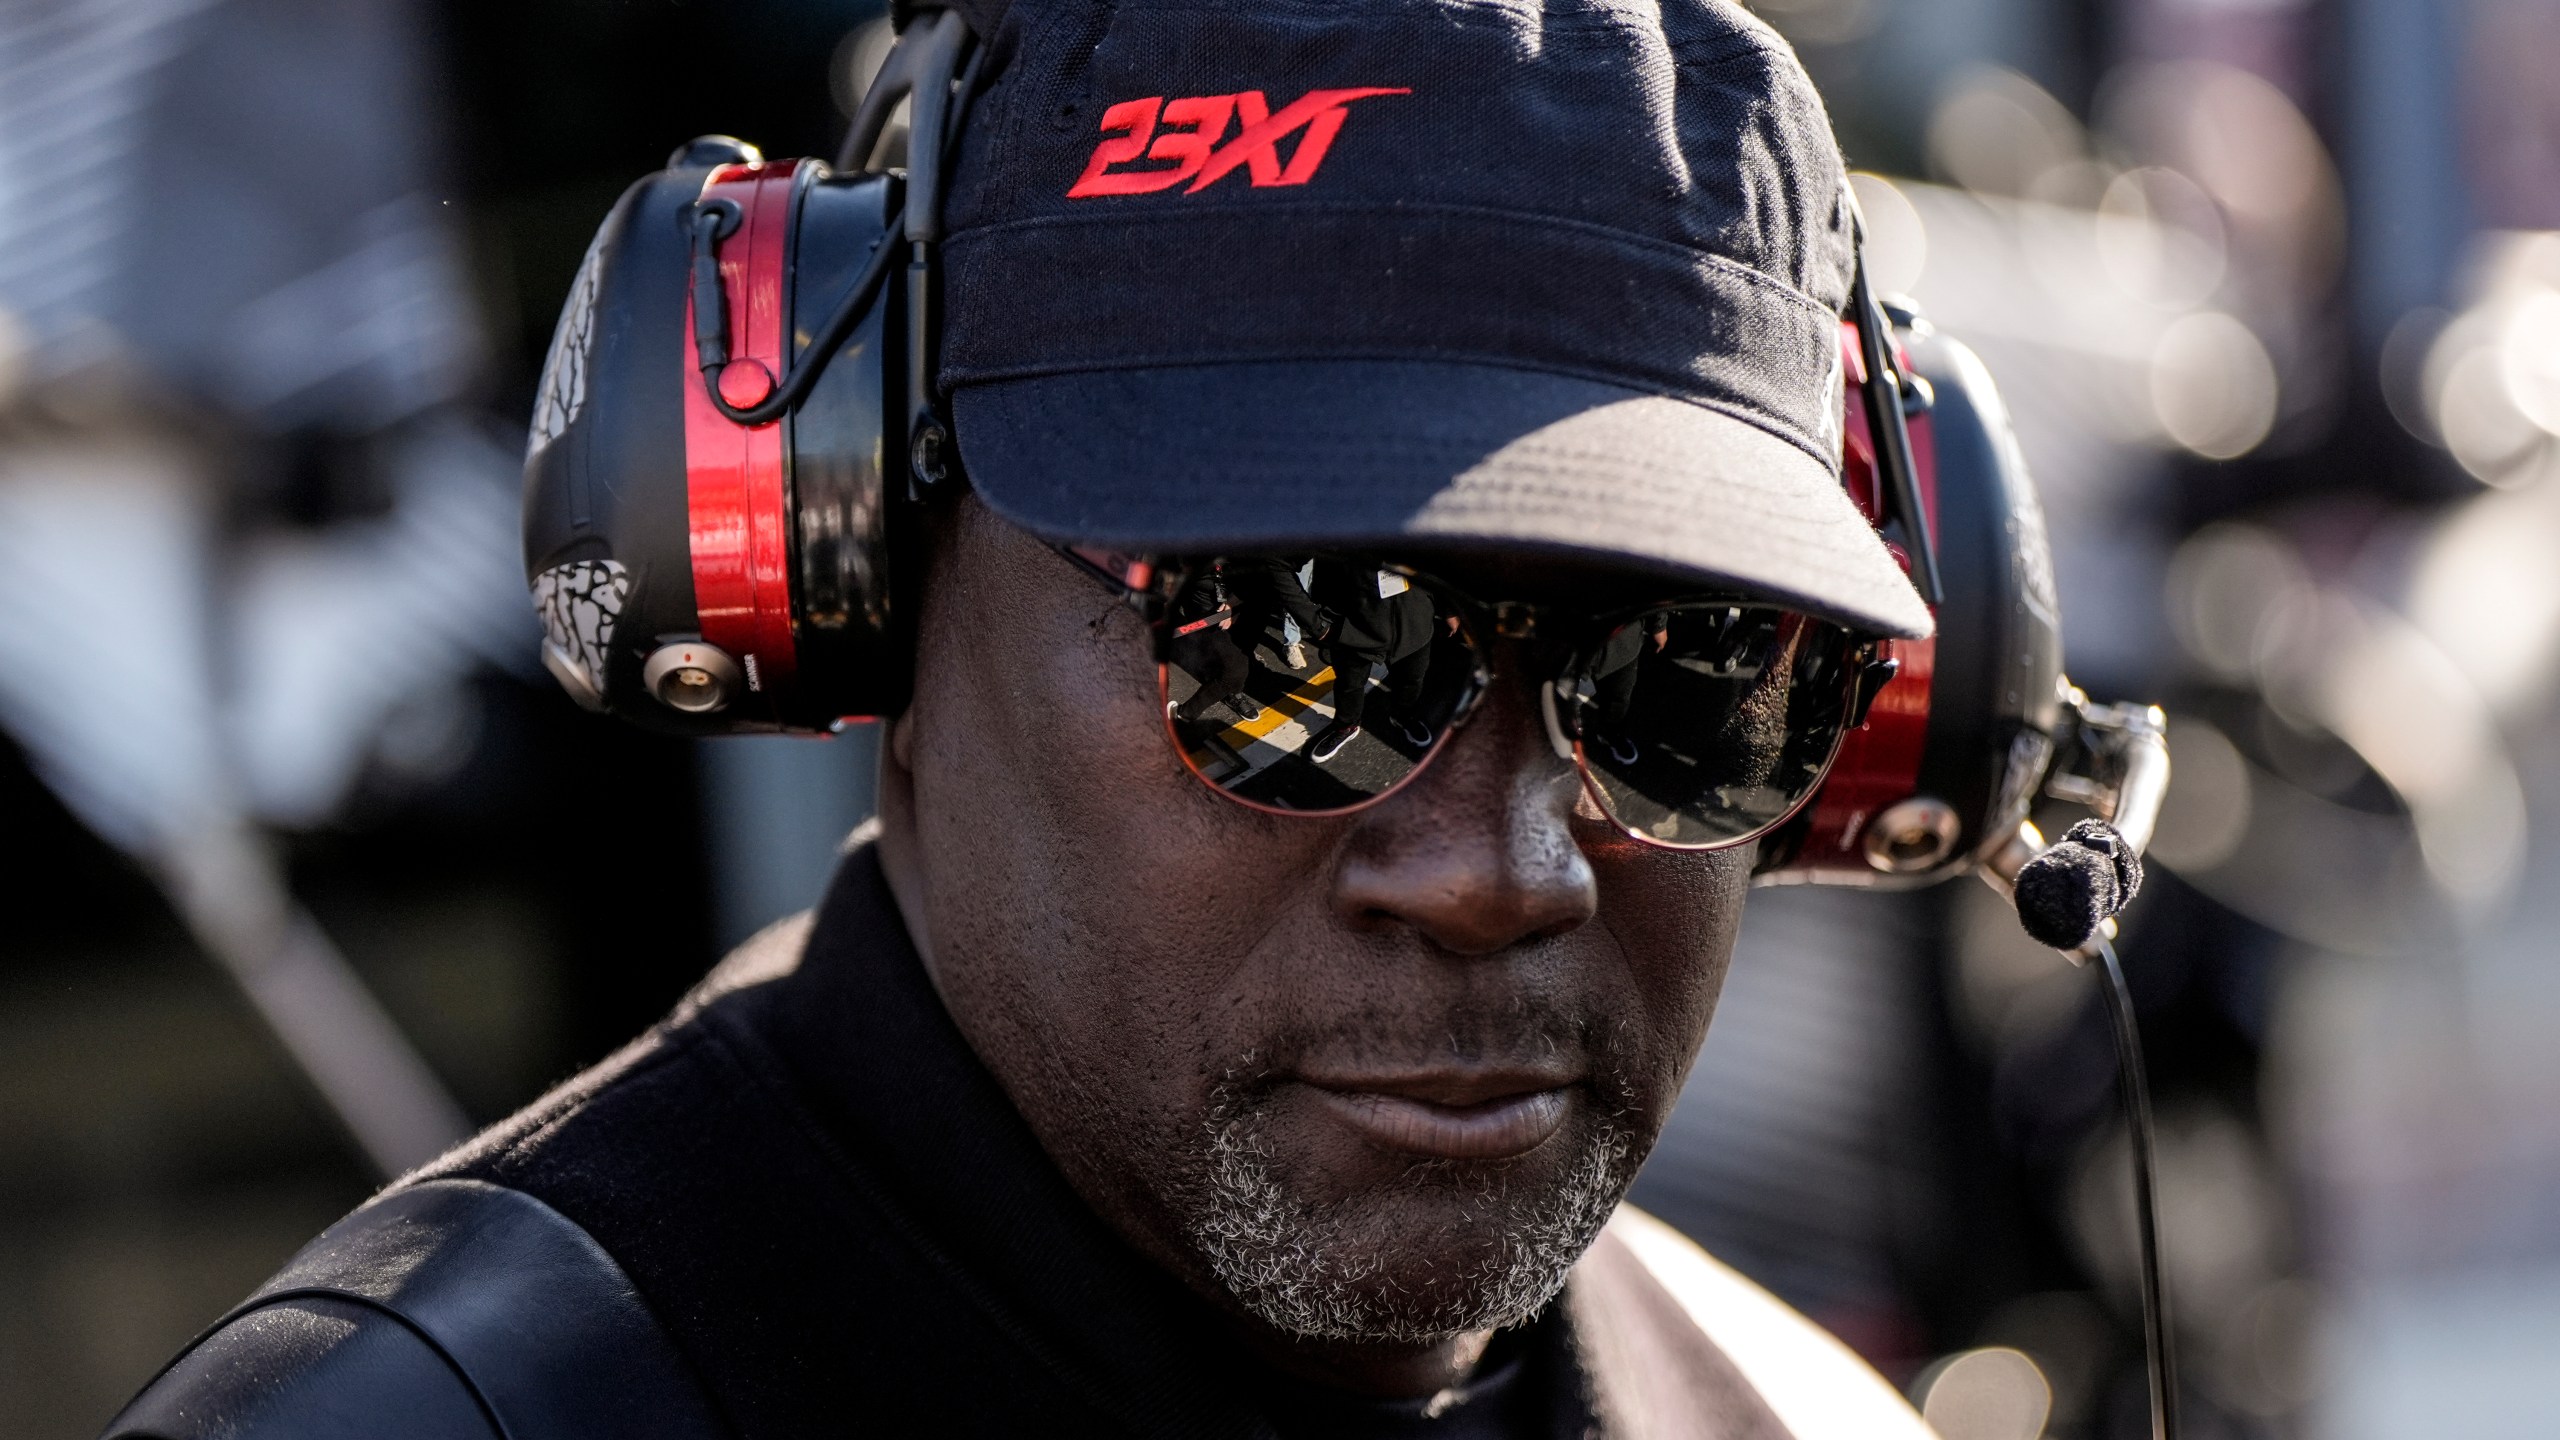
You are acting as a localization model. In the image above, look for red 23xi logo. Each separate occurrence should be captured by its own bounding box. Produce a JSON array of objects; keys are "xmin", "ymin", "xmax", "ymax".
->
[{"xmin": 1067, "ymin": 87, "xmax": 1410, "ymax": 198}]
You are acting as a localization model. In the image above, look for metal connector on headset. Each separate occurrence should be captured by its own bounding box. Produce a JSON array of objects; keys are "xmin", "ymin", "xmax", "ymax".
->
[
  {"xmin": 2042, "ymin": 687, "xmax": 2170, "ymax": 858},
  {"xmin": 1980, "ymin": 687, "xmax": 2170, "ymax": 939}
]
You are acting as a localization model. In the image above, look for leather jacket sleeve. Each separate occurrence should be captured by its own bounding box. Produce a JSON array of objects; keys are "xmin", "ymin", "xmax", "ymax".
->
[
  {"xmin": 105, "ymin": 1295, "xmax": 500, "ymax": 1439},
  {"xmin": 102, "ymin": 1180, "xmax": 721, "ymax": 1440}
]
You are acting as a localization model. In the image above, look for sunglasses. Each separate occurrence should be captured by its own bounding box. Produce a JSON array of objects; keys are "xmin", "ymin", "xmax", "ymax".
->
[{"xmin": 1065, "ymin": 548, "xmax": 1892, "ymax": 851}]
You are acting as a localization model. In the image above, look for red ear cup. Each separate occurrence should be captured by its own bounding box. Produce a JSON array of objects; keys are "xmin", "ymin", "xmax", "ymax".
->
[
  {"xmin": 682, "ymin": 161, "xmax": 805, "ymax": 708},
  {"xmin": 1759, "ymin": 309, "xmax": 2064, "ymax": 885},
  {"xmin": 523, "ymin": 145, "xmax": 911, "ymax": 735}
]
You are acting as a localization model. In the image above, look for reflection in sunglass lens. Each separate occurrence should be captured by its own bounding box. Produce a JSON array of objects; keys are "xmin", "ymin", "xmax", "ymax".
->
[
  {"xmin": 1565, "ymin": 605, "xmax": 1858, "ymax": 848},
  {"xmin": 1159, "ymin": 557, "xmax": 1486, "ymax": 814}
]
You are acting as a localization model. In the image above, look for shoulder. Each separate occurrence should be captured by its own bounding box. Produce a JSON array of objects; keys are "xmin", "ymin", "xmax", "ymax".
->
[
  {"xmin": 106, "ymin": 1293, "xmax": 497, "ymax": 1440},
  {"xmin": 1578, "ymin": 1206, "xmax": 1933, "ymax": 1440},
  {"xmin": 104, "ymin": 909, "xmax": 848, "ymax": 1440},
  {"xmin": 424, "ymin": 909, "xmax": 819, "ymax": 1186},
  {"xmin": 106, "ymin": 1180, "xmax": 721, "ymax": 1440}
]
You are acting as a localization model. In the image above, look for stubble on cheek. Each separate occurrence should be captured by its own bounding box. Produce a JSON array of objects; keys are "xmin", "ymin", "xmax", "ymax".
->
[{"xmin": 1168, "ymin": 1059, "xmax": 1644, "ymax": 1344}]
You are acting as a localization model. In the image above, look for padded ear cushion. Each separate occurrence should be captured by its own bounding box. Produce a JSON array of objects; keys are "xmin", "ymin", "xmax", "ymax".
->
[
  {"xmin": 1758, "ymin": 318, "xmax": 2062, "ymax": 886},
  {"xmin": 785, "ymin": 167, "xmax": 915, "ymax": 722},
  {"xmin": 523, "ymin": 154, "xmax": 910, "ymax": 735}
]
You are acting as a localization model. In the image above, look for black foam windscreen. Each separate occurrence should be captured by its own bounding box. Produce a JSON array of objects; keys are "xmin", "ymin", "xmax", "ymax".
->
[{"xmin": 2014, "ymin": 819, "xmax": 2143, "ymax": 950}]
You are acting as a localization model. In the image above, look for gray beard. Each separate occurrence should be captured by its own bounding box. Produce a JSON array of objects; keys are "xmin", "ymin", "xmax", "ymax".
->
[{"xmin": 1181, "ymin": 1099, "xmax": 1636, "ymax": 1343}]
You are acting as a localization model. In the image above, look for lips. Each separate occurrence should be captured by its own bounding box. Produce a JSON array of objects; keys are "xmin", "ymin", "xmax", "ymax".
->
[{"xmin": 1297, "ymin": 1069, "xmax": 1578, "ymax": 1161}]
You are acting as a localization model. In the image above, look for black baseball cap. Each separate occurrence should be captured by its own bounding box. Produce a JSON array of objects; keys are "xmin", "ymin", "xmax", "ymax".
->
[{"xmin": 936, "ymin": 0, "xmax": 1933, "ymax": 640}]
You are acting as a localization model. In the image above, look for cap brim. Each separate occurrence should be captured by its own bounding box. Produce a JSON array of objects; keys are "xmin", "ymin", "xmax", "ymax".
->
[{"xmin": 950, "ymin": 359, "xmax": 1933, "ymax": 639}]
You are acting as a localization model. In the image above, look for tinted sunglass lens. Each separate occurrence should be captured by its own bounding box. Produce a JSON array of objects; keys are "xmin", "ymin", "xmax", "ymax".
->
[
  {"xmin": 1567, "ymin": 605, "xmax": 1857, "ymax": 847},
  {"xmin": 1159, "ymin": 558, "xmax": 1485, "ymax": 813}
]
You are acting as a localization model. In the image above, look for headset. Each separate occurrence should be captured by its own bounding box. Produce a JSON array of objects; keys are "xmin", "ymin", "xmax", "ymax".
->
[
  {"xmin": 521, "ymin": 9, "xmax": 2179, "ymax": 1429},
  {"xmin": 519, "ymin": 7, "xmax": 2161, "ymax": 889}
]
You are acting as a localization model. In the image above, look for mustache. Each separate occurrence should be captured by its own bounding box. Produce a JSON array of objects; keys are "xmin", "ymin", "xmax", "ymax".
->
[{"xmin": 1209, "ymin": 1004, "xmax": 1642, "ymax": 1113}]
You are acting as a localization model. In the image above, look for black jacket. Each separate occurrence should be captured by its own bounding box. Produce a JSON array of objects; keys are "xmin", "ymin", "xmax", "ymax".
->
[{"xmin": 108, "ymin": 840, "xmax": 1927, "ymax": 1439}]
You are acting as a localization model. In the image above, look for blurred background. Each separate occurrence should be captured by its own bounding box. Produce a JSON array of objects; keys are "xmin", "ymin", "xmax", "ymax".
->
[{"xmin": 1, "ymin": 0, "xmax": 2554, "ymax": 1435}]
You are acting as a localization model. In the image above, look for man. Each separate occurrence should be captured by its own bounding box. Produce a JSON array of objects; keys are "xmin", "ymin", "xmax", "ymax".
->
[
  {"xmin": 1167, "ymin": 561, "xmax": 1266, "ymax": 733},
  {"xmin": 109, "ymin": 0, "xmax": 1942, "ymax": 1434},
  {"xmin": 1298, "ymin": 558, "xmax": 1447, "ymax": 762}
]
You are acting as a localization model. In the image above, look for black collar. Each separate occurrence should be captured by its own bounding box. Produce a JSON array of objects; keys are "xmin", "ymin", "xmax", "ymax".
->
[{"xmin": 718, "ymin": 840, "xmax": 1280, "ymax": 1433}]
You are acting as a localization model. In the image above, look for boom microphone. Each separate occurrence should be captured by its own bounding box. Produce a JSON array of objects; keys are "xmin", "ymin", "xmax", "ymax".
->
[{"xmin": 2013, "ymin": 818, "xmax": 2142, "ymax": 951}]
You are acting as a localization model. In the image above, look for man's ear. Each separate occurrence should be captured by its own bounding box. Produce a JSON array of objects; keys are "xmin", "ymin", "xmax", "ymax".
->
[
  {"xmin": 874, "ymin": 492, "xmax": 955, "ymax": 971},
  {"xmin": 887, "ymin": 704, "xmax": 918, "ymax": 774},
  {"xmin": 873, "ymin": 705, "xmax": 935, "ymax": 969},
  {"xmin": 886, "ymin": 490, "xmax": 966, "ymax": 780}
]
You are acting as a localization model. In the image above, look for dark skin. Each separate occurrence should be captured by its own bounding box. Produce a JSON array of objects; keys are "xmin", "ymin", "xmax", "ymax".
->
[{"xmin": 876, "ymin": 495, "xmax": 1757, "ymax": 1399}]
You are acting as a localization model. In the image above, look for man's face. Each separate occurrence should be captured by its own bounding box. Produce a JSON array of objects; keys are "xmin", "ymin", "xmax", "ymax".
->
[{"xmin": 886, "ymin": 497, "xmax": 1753, "ymax": 1346}]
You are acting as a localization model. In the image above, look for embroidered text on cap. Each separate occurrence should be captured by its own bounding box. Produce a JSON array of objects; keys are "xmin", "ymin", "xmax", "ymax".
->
[{"xmin": 1067, "ymin": 88, "xmax": 1411, "ymax": 198}]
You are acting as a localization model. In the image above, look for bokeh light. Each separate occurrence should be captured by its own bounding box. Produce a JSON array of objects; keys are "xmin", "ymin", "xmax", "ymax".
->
[
  {"xmin": 2151, "ymin": 310, "xmax": 2280, "ymax": 459},
  {"xmin": 1916, "ymin": 1346, "xmax": 2054, "ymax": 1440}
]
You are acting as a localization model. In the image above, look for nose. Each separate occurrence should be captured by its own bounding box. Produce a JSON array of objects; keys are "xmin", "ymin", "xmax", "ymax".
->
[{"xmin": 1330, "ymin": 676, "xmax": 1598, "ymax": 955}]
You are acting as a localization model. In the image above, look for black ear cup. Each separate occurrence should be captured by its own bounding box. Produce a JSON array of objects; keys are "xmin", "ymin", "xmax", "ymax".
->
[
  {"xmin": 1759, "ymin": 311, "xmax": 2064, "ymax": 885},
  {"xmin": 522, "ymin": 151, "xmax": 913, "ymax": 736},
  {"xmin": 523, "ymin": 165, "xmax": 701, "ymax": 725},
  {"xmin": 1896, "ymin": 321, "xmax": 2065, "ymax": 873}
]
